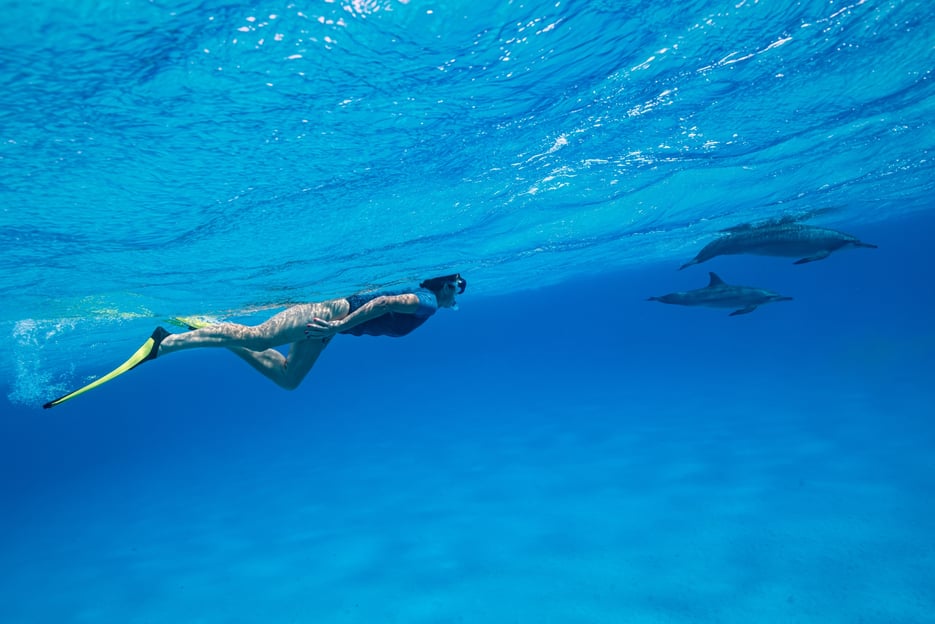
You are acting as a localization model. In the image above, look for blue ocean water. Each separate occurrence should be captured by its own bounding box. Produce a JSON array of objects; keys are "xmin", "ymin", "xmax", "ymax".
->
[{"xmin": 2, "ymin": 0, "xmax": 934, "ymax": 621}]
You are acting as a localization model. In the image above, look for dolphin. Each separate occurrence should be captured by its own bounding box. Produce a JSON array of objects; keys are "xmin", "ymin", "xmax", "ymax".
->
[
  {"xmin": 679, "ymin": 217, "xmax": 877, "ymax": 269},
  {"xmin": 648, "ymin": 272, "xmax": 793, "ymax": 316}
]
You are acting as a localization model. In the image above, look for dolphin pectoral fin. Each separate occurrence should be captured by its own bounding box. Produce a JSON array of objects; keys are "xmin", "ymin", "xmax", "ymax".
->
[
  {"xmin": 855, "ymin": 241, "xmax": 878, "ymax": 249},
  {"xmin": 793, "ymin": 250, "xmax": 831, "ymax": 264},
  {"xmin": 729, "ymin": 305, "xmax": 758, "ymax": 316}
]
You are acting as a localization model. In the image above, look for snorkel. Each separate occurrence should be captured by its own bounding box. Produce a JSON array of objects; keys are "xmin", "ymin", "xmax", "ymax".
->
[{"xmin": 420, "ymin": 273, "xmax": 466, "ymax": 309}]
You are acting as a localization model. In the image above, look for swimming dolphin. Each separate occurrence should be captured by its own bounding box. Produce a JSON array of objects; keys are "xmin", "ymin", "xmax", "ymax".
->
[
  {"xmin": 648, "ymin": 272, "xmax": 793, "ymax": 316},
  {"xmin": 679, "ymin": 217, "xmax": 877, "ymax": 269}
]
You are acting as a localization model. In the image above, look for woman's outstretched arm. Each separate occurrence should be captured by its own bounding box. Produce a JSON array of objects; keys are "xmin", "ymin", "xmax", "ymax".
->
[{"xmin": 304, "ymin": 293, "xmax": 420, "ymax": 340}]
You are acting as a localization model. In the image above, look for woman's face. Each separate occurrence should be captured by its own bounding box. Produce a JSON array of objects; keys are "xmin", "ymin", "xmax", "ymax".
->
[{"xmin": 436, "ymin": 282, "xmax": 458, "ymax": 308}]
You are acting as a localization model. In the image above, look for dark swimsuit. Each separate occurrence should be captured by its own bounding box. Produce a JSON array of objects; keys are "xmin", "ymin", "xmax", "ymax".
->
[{"xmin": 340, "ymin": 288, "xmax": 438, "ymax": 337}]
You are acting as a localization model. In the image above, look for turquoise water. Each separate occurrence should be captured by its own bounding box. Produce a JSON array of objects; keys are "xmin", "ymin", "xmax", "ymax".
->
[{"xmin": 2, "ymin": 0, "xmax": 934, "ymax": 622}]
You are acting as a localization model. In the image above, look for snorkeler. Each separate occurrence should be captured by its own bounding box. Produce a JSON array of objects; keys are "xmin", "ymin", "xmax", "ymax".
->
[{"xmin": 43, "ymin": 274, "xmax": 467, "ymax": 408}]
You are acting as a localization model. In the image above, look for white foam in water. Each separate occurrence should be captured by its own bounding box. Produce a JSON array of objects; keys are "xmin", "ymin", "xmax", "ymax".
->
[{"xmin": 8, "ymin": 318, "xmax": 77, "ymax": 407}]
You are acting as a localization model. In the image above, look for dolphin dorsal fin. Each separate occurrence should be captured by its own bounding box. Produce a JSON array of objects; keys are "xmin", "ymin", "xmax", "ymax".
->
[{"xmin": 707, "ymin": 272, "xmax": 726, "ymax": 287}]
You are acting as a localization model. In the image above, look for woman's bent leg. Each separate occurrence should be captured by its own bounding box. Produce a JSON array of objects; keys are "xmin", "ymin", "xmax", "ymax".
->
[{"xmin": 229, "ymin": 338, "xmax": 332, "ymax": 390}]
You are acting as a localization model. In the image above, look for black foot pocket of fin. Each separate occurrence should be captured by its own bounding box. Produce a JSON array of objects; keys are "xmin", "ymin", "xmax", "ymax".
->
[
  {"xmin": 134, "ymin": 326, "xmax": 171, "ymax": 370},
  {"xmin": 43, "ymin": 326, "xmax": 172, "ymax": 409}
]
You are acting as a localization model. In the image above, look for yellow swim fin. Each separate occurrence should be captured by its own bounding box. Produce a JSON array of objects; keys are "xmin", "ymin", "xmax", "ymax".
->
[
  {"xmin": 166, "ymin": 315, "xmax": 216, "ymax": 330},
  {"xmin": 43, "ymin": 326, "xmax": 171, "ymax": 409}
]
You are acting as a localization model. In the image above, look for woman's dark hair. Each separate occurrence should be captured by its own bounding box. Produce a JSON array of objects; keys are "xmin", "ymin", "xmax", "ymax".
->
[{"xmin": 420, "ymin": 273, "xmax": 466, "ymax": 294}]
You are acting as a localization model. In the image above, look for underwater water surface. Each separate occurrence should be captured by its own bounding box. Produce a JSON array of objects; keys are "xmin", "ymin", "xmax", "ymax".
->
[{"xmin": 1, "ymin": 0, "xmax": 933, "ymax": 622}]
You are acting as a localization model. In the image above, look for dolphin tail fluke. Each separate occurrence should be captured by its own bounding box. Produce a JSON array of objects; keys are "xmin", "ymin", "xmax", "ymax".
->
[{"xmin": 729, "ymin": 305, "xmax": 758, "ymax": 316}]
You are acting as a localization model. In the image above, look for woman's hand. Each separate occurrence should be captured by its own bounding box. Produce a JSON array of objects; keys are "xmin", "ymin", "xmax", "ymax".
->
[{"xmin": 305, "ymin": 317, "xmax": 338, "ymax": 341}]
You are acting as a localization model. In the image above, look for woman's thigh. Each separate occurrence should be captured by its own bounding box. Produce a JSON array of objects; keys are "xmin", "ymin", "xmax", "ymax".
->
[
  {"xmin": 256, "ymin": 299, "xmax": 350, "ymax": 345},
  {"xmin": 281, "ymin": 336, "xmax": 335, "ymax": 389}
]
